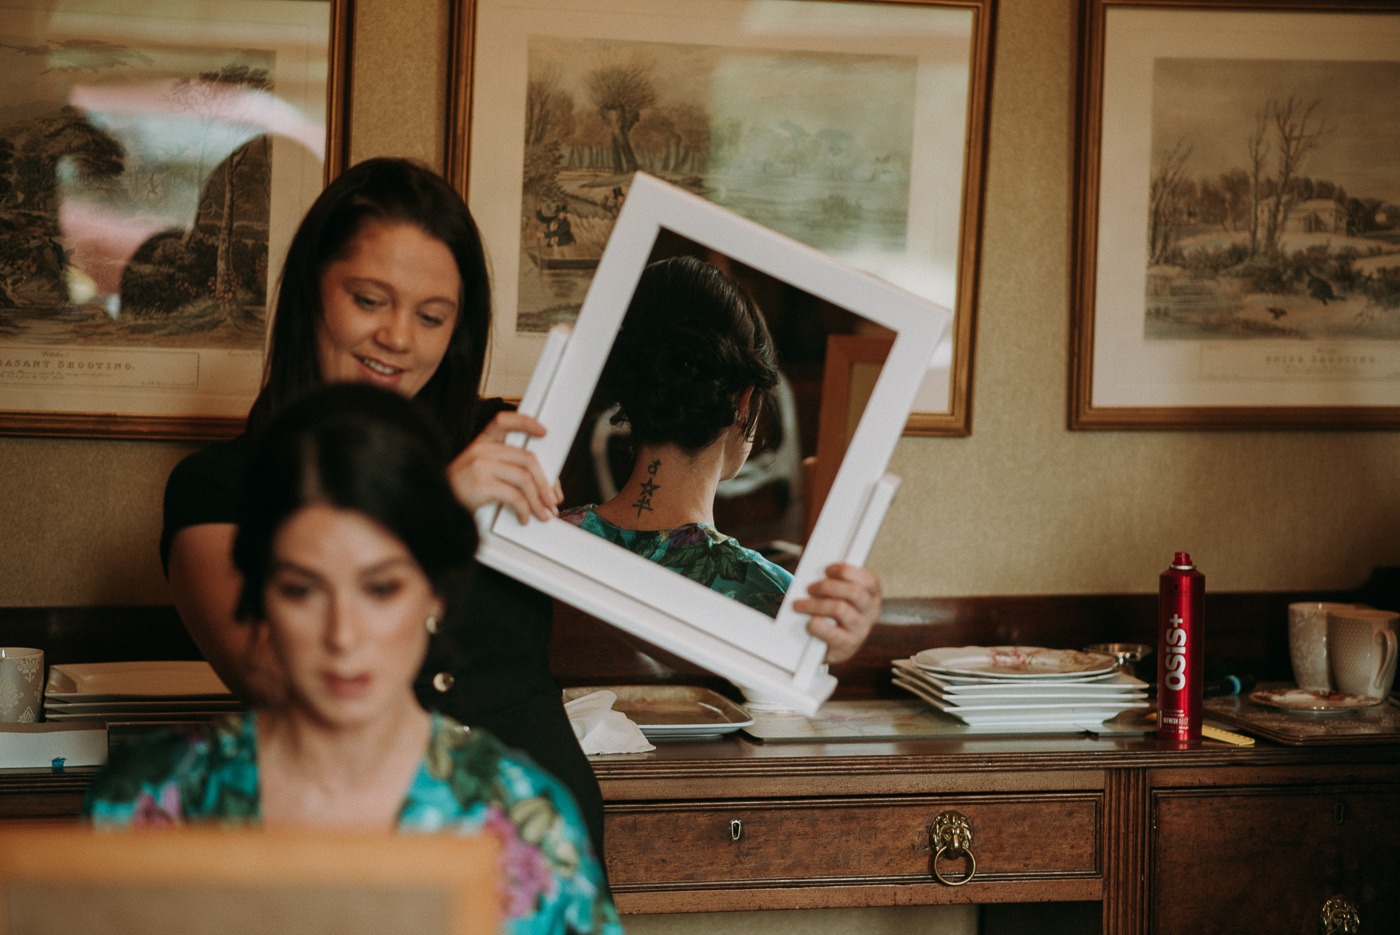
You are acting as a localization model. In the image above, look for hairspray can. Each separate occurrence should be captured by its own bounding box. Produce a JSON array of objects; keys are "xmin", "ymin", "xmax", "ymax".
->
[{"xmin": 1157, "ymin": 552, "xmax": 1203, "ymax": 748}]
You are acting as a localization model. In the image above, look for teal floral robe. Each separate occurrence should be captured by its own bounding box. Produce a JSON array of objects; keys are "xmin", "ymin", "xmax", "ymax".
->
[
  {"xmin": 83, "ymin": 712, "xmax": 622, "ymax": 935},
  {"xmin": 559, "ymin": 505, "xmax": 792, "ymax": 616}
]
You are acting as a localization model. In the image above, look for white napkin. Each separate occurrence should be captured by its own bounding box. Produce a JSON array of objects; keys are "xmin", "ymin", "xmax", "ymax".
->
[{"xmin": 565, "ymin": 690, "xmax": 655, "ymax": 755}]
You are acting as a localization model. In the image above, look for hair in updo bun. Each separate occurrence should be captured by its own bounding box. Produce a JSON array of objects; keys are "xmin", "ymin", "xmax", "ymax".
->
[{"xmin": 600, "ymin": 256, "xmax": 779, "ymax": 453}]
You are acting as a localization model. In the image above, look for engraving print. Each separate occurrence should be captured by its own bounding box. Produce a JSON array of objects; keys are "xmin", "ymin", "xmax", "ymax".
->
[
  {"xmin": 516, "ymin": 34, "xmax": 917, "ymax": 333},
  {"xmin": 0, "ymin": 35, "xmax": 291, "ymax": 351},
  {"xmin": 1146, "ymin": 58, "xmax": 1400, "ymax": 342}
]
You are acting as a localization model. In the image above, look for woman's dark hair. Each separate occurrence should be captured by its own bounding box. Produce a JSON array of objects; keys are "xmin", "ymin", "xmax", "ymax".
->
[
  {"xmin": 232, "ymin": 382, "xmax": 478, "ymax": 625},
  {"xmin": 248, "ymin": 157, "xmax": 490, "ymax": 453},
  {"xmin": 600, "ymin": 256, "xmax": 779, "ymax": 452}
]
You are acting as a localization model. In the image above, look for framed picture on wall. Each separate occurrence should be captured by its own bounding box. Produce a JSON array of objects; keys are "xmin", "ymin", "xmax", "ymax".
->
[
  {"xmin": 0, "ymin": 0, "xmax": 352, "ymax": 440},
  {"xmin": 447, "ymin": 0, "xmax": 994, "ymax": 435},
  {"xmin": 1071, "ymin": 0, "xmax": 1400, "ymax": 430}
]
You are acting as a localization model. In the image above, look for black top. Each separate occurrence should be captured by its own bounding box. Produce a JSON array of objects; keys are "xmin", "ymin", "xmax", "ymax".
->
[{"xmin": 160, "ymin": 426, "xmax": 606, "ymax": 855}]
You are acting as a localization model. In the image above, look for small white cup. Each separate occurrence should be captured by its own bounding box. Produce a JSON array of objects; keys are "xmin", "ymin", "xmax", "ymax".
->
[
  {"xmin": 1288, "ymin": 601, "xmax": 1355, "ymax": 691},
  {"xmin": 1327, "ymin": 608, "xmax": 1399, "ymax": 700},
  {"xmin": 0, "ymin": 647, "xmax": 45, "ymax": 723}
]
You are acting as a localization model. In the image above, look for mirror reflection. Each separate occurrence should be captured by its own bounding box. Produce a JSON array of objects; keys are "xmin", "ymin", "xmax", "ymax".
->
[{"xmin": 555, "ymin": 228, "xmax": 894, "ymax": 616}]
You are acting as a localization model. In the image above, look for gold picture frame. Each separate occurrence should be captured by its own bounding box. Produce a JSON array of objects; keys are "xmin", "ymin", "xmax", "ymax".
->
[
  {"xmin": 1071, "ymin": 0, "xmax": 1400, "ymax": 430},
  {"xmin": 0, "ymin": 0, "xmax": 353, "ymax": 440},
  {"xmin": 447, "ymin": 0, "xmax": 994, "ymax": 436}
]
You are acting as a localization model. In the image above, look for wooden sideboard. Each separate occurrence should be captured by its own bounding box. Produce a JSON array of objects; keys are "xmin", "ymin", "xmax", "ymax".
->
[
  {"xmin": 5, "ymin": 730, "xmax": 1398, "ymax": 933},
  {"xmin": 588, "ymin": 733, "xmax": 1400, "ymax": 934}
]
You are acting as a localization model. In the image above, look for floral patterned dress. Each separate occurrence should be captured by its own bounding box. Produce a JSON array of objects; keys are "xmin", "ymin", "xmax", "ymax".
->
[
  {"xmin": 83, "ymin": 712, "xmax": 622, "ymax": 935},
  {"xmin": 559, "ymin": 505, "xmax": 792, "ymax": 616}
]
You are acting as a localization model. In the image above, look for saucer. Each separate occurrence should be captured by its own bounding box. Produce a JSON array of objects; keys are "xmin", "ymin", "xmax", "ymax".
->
[{"xmin": 1248, "ymin": 687, "xmax": 1384, "ymax": 714}]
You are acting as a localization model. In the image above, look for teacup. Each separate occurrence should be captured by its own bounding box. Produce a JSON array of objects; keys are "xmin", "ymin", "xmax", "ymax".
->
[
  {"xmin": 1287, "ymin": 601, "xmax": 1354, "ymax": 691},
  {"xmin": 0, "ymin": 647, "xmax": 44, "ymax": 723},
  {"xmin": 1327, "ymin": 608, "xmax": 1399, "ymax": 700}
]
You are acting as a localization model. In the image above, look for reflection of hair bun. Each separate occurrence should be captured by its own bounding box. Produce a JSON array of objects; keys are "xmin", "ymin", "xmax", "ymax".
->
[{"xmin": 600, "ymin": 256, "xmax": 779, "ymax": 452}]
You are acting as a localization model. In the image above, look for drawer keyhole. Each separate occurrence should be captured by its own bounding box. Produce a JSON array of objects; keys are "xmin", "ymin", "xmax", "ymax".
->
[
  {"xmin": 729, "ymin": 818, "xmax": 743, "ymax": 842},
  {"xmin": 1334, "ymin": 802, "xmax": 1346, "ymax": 825}
]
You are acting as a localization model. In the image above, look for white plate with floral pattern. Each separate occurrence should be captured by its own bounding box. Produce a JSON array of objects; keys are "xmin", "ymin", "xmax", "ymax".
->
[
  {"xmin": 1248, "ymin": 688, "xmax": 1384, "ymax": 714},
  {"xmin": 912, "ymin": 646, "xmax": 1118, "ymax": 680}
]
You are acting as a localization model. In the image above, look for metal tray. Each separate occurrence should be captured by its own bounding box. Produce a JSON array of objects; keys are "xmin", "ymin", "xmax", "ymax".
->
[{"xmin": 562, "ymin": 685, "xmax": 753, "ymax": 741}]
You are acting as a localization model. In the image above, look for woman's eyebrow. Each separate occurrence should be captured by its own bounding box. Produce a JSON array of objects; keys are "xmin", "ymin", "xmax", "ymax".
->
[
  {"xmin": 339, "ymin": 275, "xmax": 392, "ymax": 292},
  {"xmin": 359, "ymin": 556, "xmax": 416, "ymax": 575},
  {"xmin": 269, "ymin": 559, "xmax": 321, "ymax": 579},
  {"xmin": 341, "ymin": 276, "xmax": 457, "ymax": 309}
]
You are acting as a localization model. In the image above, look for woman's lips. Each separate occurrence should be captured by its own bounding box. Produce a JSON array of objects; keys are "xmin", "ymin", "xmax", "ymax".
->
[{"xmin": 322, "ymin": 672, "xmax": 372, "ymax": 698}]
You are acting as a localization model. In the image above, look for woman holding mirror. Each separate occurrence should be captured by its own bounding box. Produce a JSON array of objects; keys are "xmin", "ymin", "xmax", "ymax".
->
[
  {"xmin": 97, "ymin": 384, "xmax": 622, "ymax": 935},
  {"xmin": 161, "ymin": 158, "xmax": 879, "ymax": 857},
  {"xmin": 162, "ymin": 158, "xmax": 606, "ymax": 846},
  {"xmin": 560, "ymin": 256, "xmax": 880, "ymax": 621}
]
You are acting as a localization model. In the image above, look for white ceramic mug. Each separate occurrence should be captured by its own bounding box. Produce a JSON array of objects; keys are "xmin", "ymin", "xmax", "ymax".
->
[
  {"xmin": 1327, "ymin": 608, "xmax": 1399, "ymax": 700},
  {"xmin": 0, "ymin": 647, "xmax": 44, "ymax": 722},
  {"xmin": 1287, "ymin": 601, "xmax": 1354, "ymax": 691}
]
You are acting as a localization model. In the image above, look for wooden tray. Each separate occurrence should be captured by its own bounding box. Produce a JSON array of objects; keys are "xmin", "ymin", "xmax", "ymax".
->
[{"xmin": 1205, "ymin": 688, "xmax": 1400, "ymax": 745}]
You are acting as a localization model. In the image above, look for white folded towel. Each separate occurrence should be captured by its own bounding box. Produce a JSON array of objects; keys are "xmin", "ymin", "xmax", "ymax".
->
[{"xmin": 564, "ymin": 689, "xmax": 655, "ymax": 755}]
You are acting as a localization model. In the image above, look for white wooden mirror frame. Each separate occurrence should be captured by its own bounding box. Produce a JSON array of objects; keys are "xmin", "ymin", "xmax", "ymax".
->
[{"xmin": 477, "ymin": 173, "xmax": 952, "ymax": 714}]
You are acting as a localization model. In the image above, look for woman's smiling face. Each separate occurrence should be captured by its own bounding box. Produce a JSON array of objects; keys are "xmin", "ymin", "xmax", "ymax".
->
[{"xmin": 314, "ymin": 218, "xmax": 461, "ymax": 397}]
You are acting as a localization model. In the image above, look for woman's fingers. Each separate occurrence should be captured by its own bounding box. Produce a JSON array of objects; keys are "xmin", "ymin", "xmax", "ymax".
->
[
  {"xmin": 478, "ymin": 410, "xmax": 548, "ymax": 442},
  {"xmin": 448, "ymin": 421, "xmax": 560, "ymax": 522},
  {"xmin": 794, "ymin": 563, "xmax": 883, "ymax": 664},
  {"xmin": 802, "ymin": 614, "xmax": 862, "ymax": 662},
  {"xmin": 453, "ymin": 458, "xmax": 554, "ymax": 521},
  {"xmin": 466, "ymin": 457, "xmax": 557, "ymax": 521}
]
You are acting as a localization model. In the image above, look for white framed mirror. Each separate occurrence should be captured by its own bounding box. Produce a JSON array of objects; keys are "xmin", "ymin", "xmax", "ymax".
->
[{"xmin": 477, "ymin": 173, "xmax": 951, "ymax": 714}]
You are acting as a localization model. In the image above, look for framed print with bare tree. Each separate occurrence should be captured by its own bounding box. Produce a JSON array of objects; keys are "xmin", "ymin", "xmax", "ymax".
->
[
  {"xmin": 0, "ymin": 0, "xmax": 351, "ymax": 439},
  {"xmin": 448, "ymin": 0, "xmax": 993, "ymax": 435},
  {"xmin": 1072, "ymin": 0, "xmax": 1400, "ymax": 430}
]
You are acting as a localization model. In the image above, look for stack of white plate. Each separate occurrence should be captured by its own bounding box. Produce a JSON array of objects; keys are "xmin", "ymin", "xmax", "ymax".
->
[
  {"xmin": 44, "ymin": 661, "xmax": 242, "ymax": 723},
  {"xmin": 892, "ymin": 646, "xmax": 1149, "ymax": 733}
]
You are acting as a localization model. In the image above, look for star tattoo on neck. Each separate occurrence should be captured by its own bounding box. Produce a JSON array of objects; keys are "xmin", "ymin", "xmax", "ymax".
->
[{"xmin": 632, "ymin": 458, "xmax": 661, "ymax": 518}]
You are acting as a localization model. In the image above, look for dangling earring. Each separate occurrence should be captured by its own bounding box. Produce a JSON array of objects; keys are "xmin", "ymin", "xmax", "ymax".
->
[{"xmin": 425, "ymin": 613, "xmax": 439, "ymax": 635}]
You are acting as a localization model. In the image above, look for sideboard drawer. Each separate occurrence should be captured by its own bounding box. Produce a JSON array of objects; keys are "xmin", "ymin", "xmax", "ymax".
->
[
  {"xmin": 1152, "ymin": 786, "xmax": 1400, "ymax": 934},
  {"xmin": 605, "ymin": 792, "xmax": 1102, "ymax": 888}
]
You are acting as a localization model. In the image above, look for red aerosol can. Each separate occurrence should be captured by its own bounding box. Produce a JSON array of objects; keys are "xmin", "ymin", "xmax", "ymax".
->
[{"xmin": 1157, "ymin": 552, "xmax": 1203, "ymax": 748}]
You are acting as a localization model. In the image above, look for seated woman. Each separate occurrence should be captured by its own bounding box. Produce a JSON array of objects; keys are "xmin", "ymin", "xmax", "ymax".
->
[
  {"xmin": 561, "ymin": 255, "xmax": 795, "ymax": 617},
  {"xmin": 86, "ymin": 383, "xmax": 621, "ymax": 935}
]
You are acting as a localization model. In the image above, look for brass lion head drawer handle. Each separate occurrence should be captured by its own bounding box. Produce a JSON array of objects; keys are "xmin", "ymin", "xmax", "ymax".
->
[
  {"xmin": 1322, "ymin": 896, "xmax": 1360, "ymax": 935},
  {"xmin": 928, "ymin": 810, "xmax": 976, "ymax": 886}
]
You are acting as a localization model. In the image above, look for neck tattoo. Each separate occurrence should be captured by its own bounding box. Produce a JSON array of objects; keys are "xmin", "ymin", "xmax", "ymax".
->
[{"xmin": 632, "ymin": 458, "xmax": 661, "ymax": 518}]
